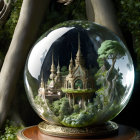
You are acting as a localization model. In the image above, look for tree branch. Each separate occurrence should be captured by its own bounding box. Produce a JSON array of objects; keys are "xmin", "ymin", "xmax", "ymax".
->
[
  {"xmin": 0, "ymin": 0, "xmax": 50, "ymax": 128},
  {"xmin": 86, "ymin": 0, "xmax": 123, "ymax": 40},
  {"xmin": 0, "ymin": 0, "xmax": 11, "ymax": 25},
  {"xmin": 85, "ymin": 0, "xmax": 94, "ymax": 21}
]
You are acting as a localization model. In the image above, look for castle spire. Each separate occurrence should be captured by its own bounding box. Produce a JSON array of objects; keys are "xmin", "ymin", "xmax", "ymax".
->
[
  {"xmin": 75, "ymin": 33, "xmax": 84, "ymax": 66},
  {"xmin": 77, "ymin": 33, "xmax": 82, "ymax": 57},
  {"xmin": 70, "ymin": 52, "xmax": 73, "ymax": 63},
  {"xmin": 69, "ymin": 53, "xmax": 73, "ymax": 72},
  {"xmin": 38, "ymin": 72, "xmax": 46, "ymax": 96},
  {"xmin": 40, "ymin": 72, "xmax": 45, "ymax": 88},
  {"xmin": 57, "ymin": 59, "xmax": 61, "ymax": 76},
  {"xmin": 50, "ymin": 52, "xmax": 56, "ymax": 72},
  {"xmin": 50, "ymin": 52, "xmax": 56, "ymax": 80}
]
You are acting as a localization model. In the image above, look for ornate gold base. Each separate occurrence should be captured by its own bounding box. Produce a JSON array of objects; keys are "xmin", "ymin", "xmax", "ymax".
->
[{"xmin": 38, "ymin": 121, "xmax": 118, "ymax": 138}]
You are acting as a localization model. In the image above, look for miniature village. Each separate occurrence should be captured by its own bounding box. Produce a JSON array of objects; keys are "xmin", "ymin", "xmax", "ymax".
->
[
  {"xmin": 38, "ymin": 34, "xmax": 95, "ymax": 109},
  {"xmin": 34, "ymin": 35, "xmax": 126, "ymax": 127}
]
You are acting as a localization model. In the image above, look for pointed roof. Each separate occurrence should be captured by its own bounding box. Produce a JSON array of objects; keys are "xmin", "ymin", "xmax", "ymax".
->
[
  {"xmin": 57, "ymin": 59, "xmax": 60, "ymax": 69},
  {"xmin": 75, "ymin": 33, "xmax": 84, "ymax": 66},
  {"xmin": 50, "ymin": 51, "xmax": 56, "ymax": 80},
  {"xmin": 69, "ymin": 53, "xmax": 73, "ymax": 72},
  {"xmin": 70, "ymin": 52, "xmax": 73, "ymax": 63},
  {"xmin": 40, "ymin": 72, "xmax": 45, "ymax": 88},
  {"xmin": 76, "ymin": 33, "xmax": 82, "ymax": 58},
  {"xmin": 57, "ymin": 59, "xmax": 61, "ymax": 74},
  {"xmin": 50, "ymin": 51, "xmax": 56, "ymax": 72}
]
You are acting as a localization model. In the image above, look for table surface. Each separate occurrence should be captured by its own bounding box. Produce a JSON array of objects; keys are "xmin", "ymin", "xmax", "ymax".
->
[{"xmin": 17, "ymin": 124, "xmax": 140, "ymax": 140}]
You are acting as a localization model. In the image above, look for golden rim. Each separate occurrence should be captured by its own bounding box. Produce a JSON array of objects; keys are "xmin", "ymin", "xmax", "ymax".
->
[{"xmin": 38, "ymin": 121, "xmax": 118, "ymax": 138}]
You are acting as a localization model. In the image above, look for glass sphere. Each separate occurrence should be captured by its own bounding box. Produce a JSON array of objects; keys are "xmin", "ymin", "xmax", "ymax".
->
[{"xmin": 24, "ymin": 20, "xmax": 134, "ymax": 127}]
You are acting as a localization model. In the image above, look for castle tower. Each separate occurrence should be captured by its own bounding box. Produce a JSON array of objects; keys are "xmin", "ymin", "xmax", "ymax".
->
[
  {"xmin": 55, "ymin": 59, "xmax": 62, "ymax": 87},
  {"xmin": 69, "ymin": 53, "xmax": 73, "ymax": 75},
  {"xmin": 50, "ymin": 52, "xmax": 56, "ymax": 86},
  {"xmin": 57, "ymin": 59, "xmax": 61, "ymax": 77},
  {"xmin": 40, "ymin": 72, "xmax": 45, "ymax": 88},
  {"xmin": 38, "ymin": 72, "xmax": 45, "ymax": 96},
  {"xmin": 75, "ymin": 33, "xmax": 84, "ymax": 66}
]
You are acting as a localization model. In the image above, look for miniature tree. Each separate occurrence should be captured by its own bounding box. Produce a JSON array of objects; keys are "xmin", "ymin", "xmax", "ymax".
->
[
  {"xmin": 98, "ymin": 40, "xmax": 126, "ymax": 98},
  {"xmin": 98, "ymin": 40, "xmax": 125, "ymax": 69}
]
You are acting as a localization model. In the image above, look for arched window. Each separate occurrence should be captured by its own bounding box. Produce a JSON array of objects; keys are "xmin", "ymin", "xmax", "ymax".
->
[
  {"xmin": 68, "ymin": 81, "xmax": 71, "ymax": 88},
  {"xmin": 74, "ymin": 79, "xmax": 83, "ymax": 89}
]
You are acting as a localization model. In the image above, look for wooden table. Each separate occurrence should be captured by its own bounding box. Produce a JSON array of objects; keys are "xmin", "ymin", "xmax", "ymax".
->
[{"xmin": 17, "ymin": 124, "xmax": 140, "ymax": 140}]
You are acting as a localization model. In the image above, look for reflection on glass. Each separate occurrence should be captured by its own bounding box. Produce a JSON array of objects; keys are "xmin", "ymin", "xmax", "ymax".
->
[{"xmin": 24, "ymin": 20, "xmax": 134, "ymax": 128}]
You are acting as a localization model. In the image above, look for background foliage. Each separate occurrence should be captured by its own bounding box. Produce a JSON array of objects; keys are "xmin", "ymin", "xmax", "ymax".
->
[
  {"xmin": 0, "ymin": 0, "xmax": 23, "ymax": 58},
  {"xmin": 0, "ymin": 121, "xmax": 23, "ymax": 140},
  {"xmin": 114, "ymin": 0, "xmax": 140, "ymax": 71}
]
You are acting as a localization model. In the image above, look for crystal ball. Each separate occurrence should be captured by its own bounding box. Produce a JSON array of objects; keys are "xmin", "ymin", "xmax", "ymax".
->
[{"xmin": 24, "ymin": 20, "xmax": 134, "ymax": 127}]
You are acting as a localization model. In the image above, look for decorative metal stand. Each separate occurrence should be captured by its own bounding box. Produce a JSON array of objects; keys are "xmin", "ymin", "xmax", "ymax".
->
[
  {"xmin": 38, "ymin": 121, "xmax": 118, "ymax": 138},
  {"xmin": 17, "ymin": 121, "xmax": 140, "ymax": 140}
]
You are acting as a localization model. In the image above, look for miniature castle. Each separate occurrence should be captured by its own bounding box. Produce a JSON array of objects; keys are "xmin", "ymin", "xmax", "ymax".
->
[{"xmin": 38, "ymin": 34, "xmax": 94, "ymax": 99}]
